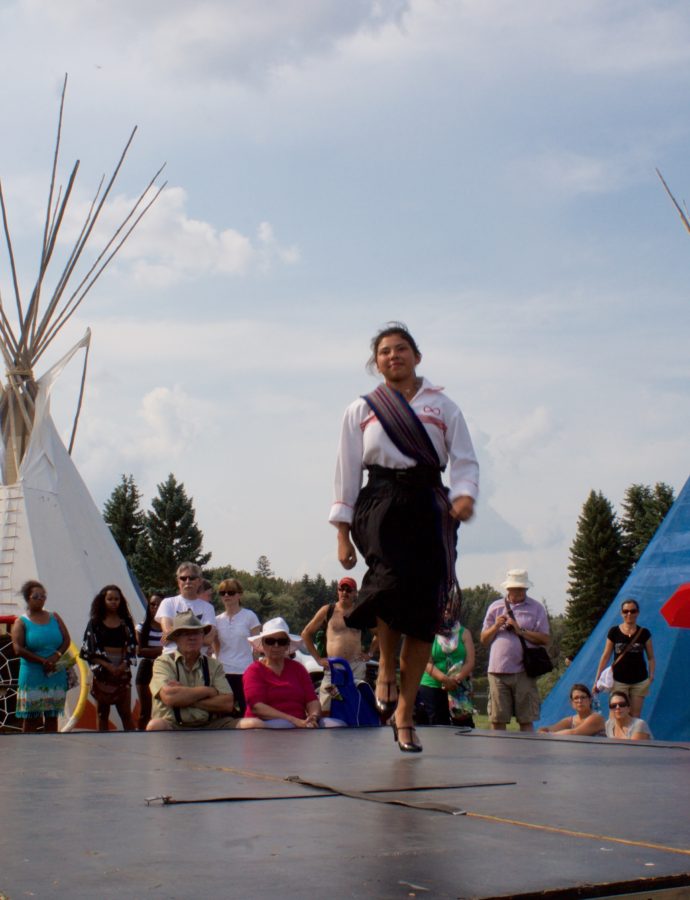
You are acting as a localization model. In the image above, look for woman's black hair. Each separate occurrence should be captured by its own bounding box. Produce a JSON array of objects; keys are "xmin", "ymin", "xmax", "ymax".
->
[
  {"xmin": 366, "ymin": 321, "xmax": 421, "ymax": 374},
  {"xmin": 620, "ymin": 598, "xmax": 640, "ymax": 612},
  {"xmin": 90, "ymin": 584, "xmax": 136, "ymax": 633},
  {"xmin": 140, "ymin": 593, "xmax": 163, "ymax": 645},
  {"xmin": 20, "ymin": 580, "xmax": 45, "ymax": 605},
  {"xmin": 569, "ymin": 683, "xmax": 591, "ymax": 700}
]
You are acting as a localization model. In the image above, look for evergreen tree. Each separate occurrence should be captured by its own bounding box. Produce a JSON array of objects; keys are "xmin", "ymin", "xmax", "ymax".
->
[
  {"xmin": 133, "ymin": 474, "xmax": 211, "ymax": 594},
  {"xmin": 102, "ymin": 474, "xmax": 145, "ymax": 564},
  {"xmin": 563, "ymin": 490, "xmax": 628, "ymax": 658},
  {"xmin": 620, "ymin": 482, "xmax": 675, "ymax": 569},
  {"xmin": 254, "ymin": 555, "xmax": 275, "ymax": 621}
]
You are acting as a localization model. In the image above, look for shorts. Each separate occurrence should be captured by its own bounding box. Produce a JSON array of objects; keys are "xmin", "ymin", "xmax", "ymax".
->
[
  {"xmin": 487, "ymin": 672, "xmax": 540, "ymax": 724},
  {"xmin": 135, "ymin": 658, "xmax": 154, "ymax": 686},
  {"xmin": 154, "ymin": 716, "xmax": 238, "ymax": 731},
  {"xmin": 612, "ymin": 678, "xmax": 651, "ymax": 699}
]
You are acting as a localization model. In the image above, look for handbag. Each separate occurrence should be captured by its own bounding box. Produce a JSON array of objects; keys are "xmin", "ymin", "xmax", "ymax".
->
[
  {"xmin": 505, "ymin": 599, "xmax": 554, "ymax": 678},
  {"xmin": 596, "ymin": 627, "xmax": 642, "ymax": 692},
  {"xmin": 328, "ymin": 657, "xmax": 380, "ymax": 727},
  {"xmin": 521, "ymin": 644, "xmax": 554, "ymax": 678}
]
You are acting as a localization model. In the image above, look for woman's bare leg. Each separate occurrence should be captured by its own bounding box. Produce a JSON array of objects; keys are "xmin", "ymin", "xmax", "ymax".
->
[
  {"xmin": 375, "ymin": 617, "xmax": 401, "ymax": 708},
  {"xmin": 97, "ymin": 702, "xmax": 110, "ymax": 732},
  {"xmin": 137, "ymin": 684, "xmax": 152, "ymax": 731},
  {"xmin": 396, "ymin": 635, "xmax": 432, "ymax": 729},
  {"xmin": 115, "ymin": 696, "xmax": 134, "ymax": 731},
  {"xmin": 629, "ymin": 693, "xmax": 644, "ymax": 718}
]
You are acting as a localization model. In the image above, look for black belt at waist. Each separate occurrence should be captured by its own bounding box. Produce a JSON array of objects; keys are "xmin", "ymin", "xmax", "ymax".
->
[{"xmin": 365, "ymin": 464, "xmax": 443, "ymax": 488}]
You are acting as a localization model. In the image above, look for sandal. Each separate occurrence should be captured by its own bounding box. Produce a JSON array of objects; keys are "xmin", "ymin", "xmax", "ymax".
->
[
  {"xmin": 374, "ymin": 680, "xmax": 399, "ymax": 723},
  {"xmin": 392, "ymin": 720, "xmax": 422, "ymax": 753}
]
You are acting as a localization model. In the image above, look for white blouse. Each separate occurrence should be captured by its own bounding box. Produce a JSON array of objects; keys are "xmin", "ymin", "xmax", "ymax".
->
[{"xmin": 329, "ymin": 377, "xmax": 479, "ymax": 526}]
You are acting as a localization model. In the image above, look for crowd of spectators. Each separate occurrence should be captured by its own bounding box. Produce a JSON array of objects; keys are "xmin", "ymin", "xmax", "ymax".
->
[{"xmin": 9, "ymin": 563, "xmax": 656, "ymax": 740}]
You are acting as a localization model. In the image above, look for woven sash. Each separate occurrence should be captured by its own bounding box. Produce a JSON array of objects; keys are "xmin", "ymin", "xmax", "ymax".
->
[{"xmin": 362, "ymin": 383, "xmax": 441, "ymax": 467}]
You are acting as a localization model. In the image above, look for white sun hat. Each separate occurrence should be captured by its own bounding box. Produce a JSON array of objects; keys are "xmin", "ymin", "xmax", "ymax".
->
[
  {"xmin": 501, "ymin": 569, "xmax": 533, "ymax": 590},
  {"xmin": 247, "ymin": 616, "xmax": 302, "ymax": 652}
]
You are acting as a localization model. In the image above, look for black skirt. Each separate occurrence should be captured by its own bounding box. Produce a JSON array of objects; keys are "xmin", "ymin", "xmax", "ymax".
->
[{"xmin": 346, "ymin": 465, "xmax": 459, "ymax": 643}]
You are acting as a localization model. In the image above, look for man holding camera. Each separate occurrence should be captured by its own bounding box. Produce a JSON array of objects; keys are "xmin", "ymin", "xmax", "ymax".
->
[{"xmin": 480, "ymin": 569, "xmax": 550, "ymax": 732}]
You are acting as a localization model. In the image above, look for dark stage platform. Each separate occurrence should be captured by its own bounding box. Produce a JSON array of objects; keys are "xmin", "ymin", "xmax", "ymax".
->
[{"xmin": 3, "ymin": 727, "xmax": 690, "ymax": 899}]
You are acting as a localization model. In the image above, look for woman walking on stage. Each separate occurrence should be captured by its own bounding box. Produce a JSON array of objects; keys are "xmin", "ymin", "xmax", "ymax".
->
[{"xmin": 329, "ymin": 323, "xmax": 479, "ymax": 752}]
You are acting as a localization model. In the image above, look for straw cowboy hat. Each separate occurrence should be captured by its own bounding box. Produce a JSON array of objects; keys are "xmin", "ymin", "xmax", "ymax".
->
[
  {"xmin": 166, "ymin": 609, "xmax": 212, "ymax": 642},
  {"xmin": 248, "ymin": 617, "xmax": 302, "ymax": 652},
  {"xmin": 501, "ymin": 569, "xmax": 533, "ymax": 591}
]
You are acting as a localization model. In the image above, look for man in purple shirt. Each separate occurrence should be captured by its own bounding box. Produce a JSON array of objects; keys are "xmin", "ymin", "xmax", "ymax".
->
[{"xmin": 481, "ymin": 569, "xmax": 550, "ymax": 732}]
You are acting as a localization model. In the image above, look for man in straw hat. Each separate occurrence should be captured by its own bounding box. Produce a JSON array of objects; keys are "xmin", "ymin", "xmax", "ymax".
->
[
  {"xmin": 480, "ymin": 569, "xmax": 550, "ymax": 732},
  {"xmin": 147, "ymin": 610, "xmax": 237, "ymax": 730}
]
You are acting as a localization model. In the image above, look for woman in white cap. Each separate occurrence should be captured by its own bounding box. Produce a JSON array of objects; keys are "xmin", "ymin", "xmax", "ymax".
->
[
  {"xmin": 329, "ymin": 323, "xmax": 479, "ymax": 752},
  {"xmin": 238, "ymin": 618, "xmax": 346, "ymax": 729}
]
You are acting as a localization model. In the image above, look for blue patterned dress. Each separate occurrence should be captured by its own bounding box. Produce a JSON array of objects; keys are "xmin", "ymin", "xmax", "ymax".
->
[{"xmin": 16, "ymin": 614, "xmax": 68, "ymax": 719}]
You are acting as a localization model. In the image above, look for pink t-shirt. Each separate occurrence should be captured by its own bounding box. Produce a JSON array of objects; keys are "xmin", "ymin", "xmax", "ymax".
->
[{"xmin": 243, "ymin": 658, "xmax": 317, "ymax": 719}]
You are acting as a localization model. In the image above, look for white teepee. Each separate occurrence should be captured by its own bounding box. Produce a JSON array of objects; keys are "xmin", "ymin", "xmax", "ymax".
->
[{"xmin": 0, "ymin": 78, "xmax": 164, "ymax": 725}]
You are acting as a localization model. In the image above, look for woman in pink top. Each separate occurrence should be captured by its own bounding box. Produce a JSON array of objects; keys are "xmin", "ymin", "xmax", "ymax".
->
[{"xmin": 238, "ymin": 617, "xmax": 345, "ymax": 729}]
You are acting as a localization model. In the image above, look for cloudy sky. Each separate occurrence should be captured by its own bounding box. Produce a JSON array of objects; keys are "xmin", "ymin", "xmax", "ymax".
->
[{"xmin": 1, "ymin": 0, "xmax": 690, "ymax": 612}]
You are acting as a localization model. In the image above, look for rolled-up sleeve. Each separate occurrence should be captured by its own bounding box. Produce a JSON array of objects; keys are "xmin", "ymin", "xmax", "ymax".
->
[
  {"xmin": 329, "ymin": 402, "xmax": 364, "ymax": 525},
  {"xmin": 445, "ymin": 402, "xmax": 479, "ymax": 502}
]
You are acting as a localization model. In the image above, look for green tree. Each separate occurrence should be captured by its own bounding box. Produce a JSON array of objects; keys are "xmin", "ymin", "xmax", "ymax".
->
[
  {"xmin": 254, "ymin": 556, "xmax": 276, "ymax": 621},
  {"xmin": 620, "ymin": 482, "xmax": 675, "ymax": 569},
  {"xmin": 133, "ymin": 474, "xmax": 211, "ymax": 594},
  {"xmin": 563, "ymin": 490, "xmax": 628, "ymax": 658},
  {"xmin": 102, "ymin": 474, "xmax": 145, "ymax": 565}
]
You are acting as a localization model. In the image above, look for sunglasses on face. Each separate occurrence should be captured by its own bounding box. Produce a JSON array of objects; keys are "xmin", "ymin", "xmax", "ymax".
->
[
  {"xmin": 609, "ymin": 702, "xmax": 629, "ymax": 709},
  {"xmin": 220, "ymin": 590, "xmax": 242, "ymax": 597},
  {"xmin": 338, "ymin": 586, "xmax": 353, "ymax": 593},
  {"xmin": 622, "ymin": 609, "xmax": 638, "ymax": 615},
  {"xmin": 263, "ymin": 637, "xmax": 290, "ymax": 647},
  {"xmin": 179, "ymin": 575, "xmax": 199, "ymax": 582}
]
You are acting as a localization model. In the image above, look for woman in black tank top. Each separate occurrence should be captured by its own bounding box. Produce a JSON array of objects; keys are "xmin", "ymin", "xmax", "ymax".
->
[{"xmin": 80, "ymin": 585, "xmax": 137, "ymax": 731}]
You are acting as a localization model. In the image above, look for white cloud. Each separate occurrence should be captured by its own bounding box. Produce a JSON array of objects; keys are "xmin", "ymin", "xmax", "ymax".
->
[
  {"xmin": 1, "ymin": 180, "xmax": 300, "ymax": 293},
  {"xmin": 16, "ymin": 0, "xmax": 410, "ymax": 84}
]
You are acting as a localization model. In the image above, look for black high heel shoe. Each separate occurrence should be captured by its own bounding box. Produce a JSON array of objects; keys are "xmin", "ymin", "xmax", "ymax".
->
[
  {"xmin": 374, "ymin": 681, "xmax": 399, "ymax": 723},
  {"xmin": 391, "ymin": 720, "xmax": 423, "ymax": 753}
]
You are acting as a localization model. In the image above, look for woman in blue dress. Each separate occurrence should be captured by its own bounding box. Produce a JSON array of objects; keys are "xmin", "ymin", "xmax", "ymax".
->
[{"xmin": 11, "ymin": 581, "xmax": 71, "ymax": 733}]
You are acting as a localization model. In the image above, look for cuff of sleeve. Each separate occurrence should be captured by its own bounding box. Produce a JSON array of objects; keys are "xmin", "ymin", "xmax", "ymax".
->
[
  {"xmin": 329, "ymin": 502, "xmax": 354, "ymax": 525},
  {"xmin": 449, "ymin": 482, "xmax": 479, "ymax": 502}
]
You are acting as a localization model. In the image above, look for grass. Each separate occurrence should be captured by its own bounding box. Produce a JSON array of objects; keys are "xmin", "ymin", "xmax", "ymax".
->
[{"xmin": 471, "ymin": 713, "xmax": 519, "ymax": 731}]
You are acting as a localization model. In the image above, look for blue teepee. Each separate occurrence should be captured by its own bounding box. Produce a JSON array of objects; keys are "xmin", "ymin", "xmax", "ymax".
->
[{"xmin": 539, "ymin": 477, "xmax": 690, "ymax": 742}]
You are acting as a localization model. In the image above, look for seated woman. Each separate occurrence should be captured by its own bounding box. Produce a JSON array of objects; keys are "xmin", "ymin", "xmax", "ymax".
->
[
  {"xmin": 605, "ymin": 689, "xmax": 652, "ymax": 740},
  {"xmin": 538, "ymin": 683, "xmax": 606, "ymax": 736},
  {"xmin": 238, "ymin": 617, "xmax": 345, "ymax": 729}
]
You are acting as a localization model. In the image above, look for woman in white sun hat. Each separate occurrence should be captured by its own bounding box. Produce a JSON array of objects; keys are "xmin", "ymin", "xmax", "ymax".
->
[{"xmin": 238, "ymin": 617, "xmax": 346, "ymax": 729}]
